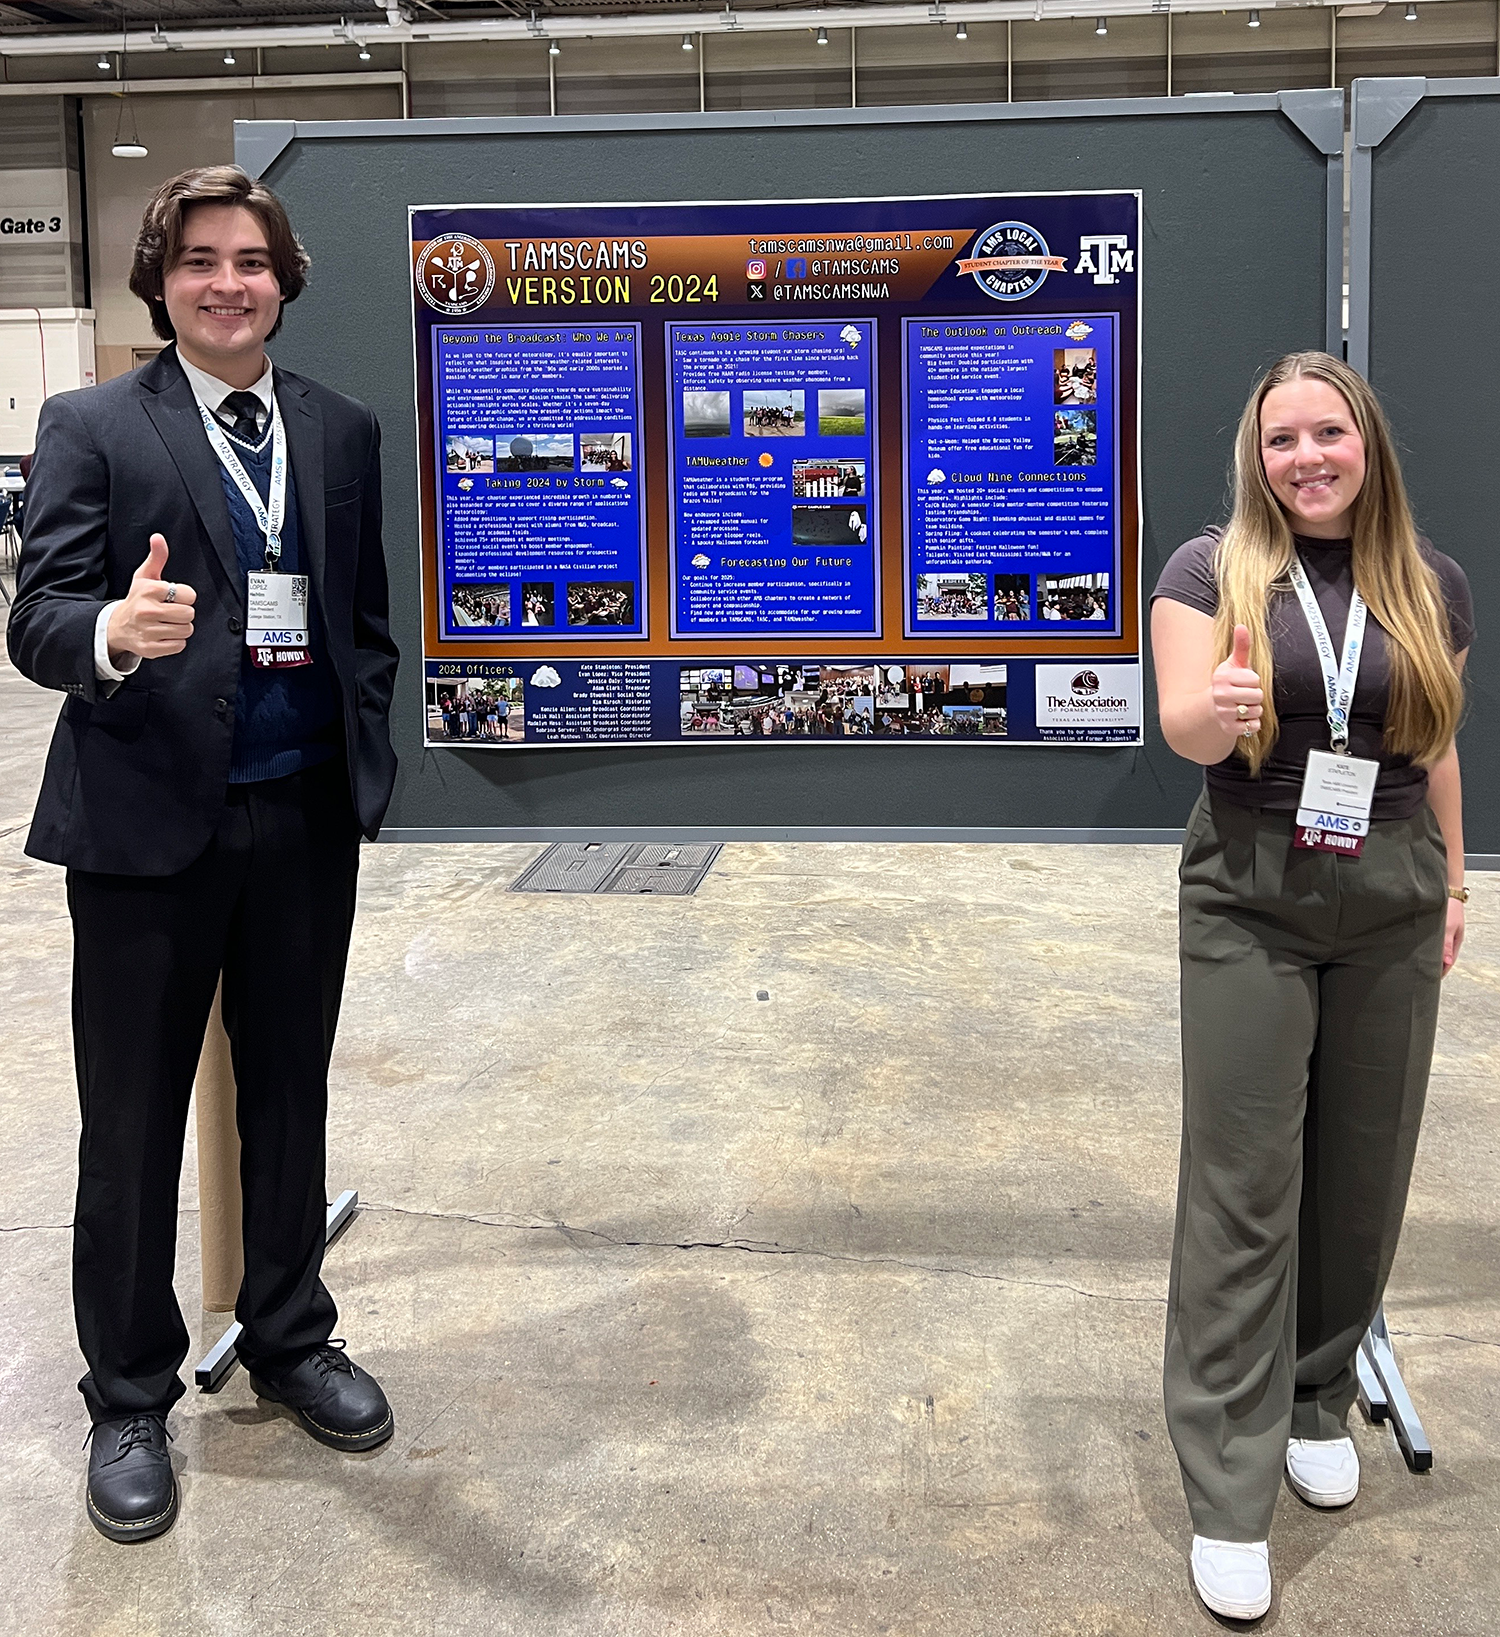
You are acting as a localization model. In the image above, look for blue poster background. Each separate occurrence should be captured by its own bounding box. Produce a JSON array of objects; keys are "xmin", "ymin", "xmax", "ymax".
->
[
  {"xmin": 667, "ymin": 319, "xmax": 879, "ymax": 637},
  {"xmin": 432, "ymin": 323, "xmax": 645, "ymax": 639},
  {"xmin": 904, "ymin": 313, "xmax": 1119, "ymax": 636}
]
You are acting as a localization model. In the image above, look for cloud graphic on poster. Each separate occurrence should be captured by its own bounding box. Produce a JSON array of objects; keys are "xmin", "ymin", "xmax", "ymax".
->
[
  {"xmin": 840, "ymin": 325, "xmax": 861, "ymax": 347},
  {"xmin": 692, "ymin": 553, "xmax": 711, "ymax": 568},
  {"xmin": 529, "ymin": 666, "xmax": 562, "ymax": 688},
  {"xmin": 610, "ymin": 476, "xmax": 628, "ymax": 488},
  {"xmin": 457, "ymin": 477, "xmax": 473, "ymax": 491},
  {"xmin": 927, "ymin": 467, "xmax": 947, "ymax": 484}
]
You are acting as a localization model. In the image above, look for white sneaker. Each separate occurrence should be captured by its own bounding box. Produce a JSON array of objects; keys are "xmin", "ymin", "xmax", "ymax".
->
[
  {"xmin": 1191, "ymin": 1536, "xmax": 1272, "ymax": 1621},
  {"xmin": 1285, "ymin": 1436, "xmax": 1360, "ymax": 1507}
]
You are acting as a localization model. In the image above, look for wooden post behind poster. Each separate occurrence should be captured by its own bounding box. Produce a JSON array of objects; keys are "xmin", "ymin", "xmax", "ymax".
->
[{"xmin": 194, "ymin": 978, "xmax": 244, "ymax": 1314}]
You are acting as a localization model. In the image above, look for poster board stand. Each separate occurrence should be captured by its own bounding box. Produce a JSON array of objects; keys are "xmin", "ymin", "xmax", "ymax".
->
[
  {"xmin": 237, "ymin": 90, "xmax": 1345, "ymax": 841},
  {"xmin": 1340, "ymin": 70, "xmax": 1500, "ymax": 1470}
]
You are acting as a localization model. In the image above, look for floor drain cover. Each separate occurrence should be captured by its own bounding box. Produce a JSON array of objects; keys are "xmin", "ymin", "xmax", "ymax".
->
[
  {"xmin": 511, "ymin": 842, "xmax": 721, "ymax": 895},
  {"xmin": 509, "ymin": 843, "xmax": 633, "ymax": 894},
  {"xmin": 604, "ymin": 866, "xmax": 703, "ymax": 895}
]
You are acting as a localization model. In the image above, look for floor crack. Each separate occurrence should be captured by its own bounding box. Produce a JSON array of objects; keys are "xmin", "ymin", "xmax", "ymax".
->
[
  {"xmin": 1389, "ymin": 1326, "xmax": 1500, "ymax": 1352},
  {"xmin": 357, "ymin": 1200, "xmax": 1168, "ymax": 1306},
  {"xmin": 0, "ymin": 1220, "xmax": 71, "ymax": 1233}
]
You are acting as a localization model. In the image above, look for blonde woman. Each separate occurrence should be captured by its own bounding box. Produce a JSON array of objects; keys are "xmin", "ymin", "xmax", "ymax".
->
[{"xmin": 1151, "ymin": 352, "xmax": 1472, "ymax": 1620}]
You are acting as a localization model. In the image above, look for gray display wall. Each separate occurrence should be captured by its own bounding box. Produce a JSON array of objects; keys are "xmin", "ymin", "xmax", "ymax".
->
[
  {"xmin": 239, "ymin": 91, "xmax": 1342, "ymax": 842},
  {"xmin": 1351, "ymin": 76, "xmax": 1500, "ymax": 859}
]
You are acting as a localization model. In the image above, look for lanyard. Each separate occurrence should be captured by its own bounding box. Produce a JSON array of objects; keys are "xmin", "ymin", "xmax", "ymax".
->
[
  {"xmin": 1287, "ymin": 554, "xmax": 1366, "ymax": 753},
  {"xmin": 199, "ymin": 393, "xmax": 286, "ymax": 571}
]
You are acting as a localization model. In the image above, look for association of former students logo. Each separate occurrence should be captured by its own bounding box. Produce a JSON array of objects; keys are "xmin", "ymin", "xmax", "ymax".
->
[
  {"xmin": 957, "ymin": 221, "xmax": 1067, "ymax": 302},
  {"xmin": 1072, "ymin": 670, "xmax": 1101, "ymax": 696},
  {"xmin": 416, "ymin": 234, "xmax": 496, "ymax": 315}
]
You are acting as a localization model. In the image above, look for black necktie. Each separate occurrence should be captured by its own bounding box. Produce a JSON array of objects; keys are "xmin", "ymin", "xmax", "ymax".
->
[{"xmin": 218, "ymin": 390, "xmax": 263, "ymax": 441}]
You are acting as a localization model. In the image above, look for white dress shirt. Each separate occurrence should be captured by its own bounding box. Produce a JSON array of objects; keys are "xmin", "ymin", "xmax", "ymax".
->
[
  {"xmin": 93, "ymin": 354, "xmax": 276, "ymax": 683},
  {"xmin": 176, "ymin": 353, "xmax": 275, "ymax": 437}
]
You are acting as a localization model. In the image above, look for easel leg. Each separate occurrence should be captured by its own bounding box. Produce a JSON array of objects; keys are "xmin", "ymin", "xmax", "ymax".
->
[
  {"xmin": 1358, "ymin": 1303, "xmax": 1433, "ymax": 1472},
  {"xmin": 194, "ymin": 1190, "xmax": 361, "ymax": 1392}
]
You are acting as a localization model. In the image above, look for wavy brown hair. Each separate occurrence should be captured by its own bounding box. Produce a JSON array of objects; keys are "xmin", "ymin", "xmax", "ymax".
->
[
  {"xmin": 129, "ymin": 165, "xmax": 309, "ymax": 343},
  {"xmin": 1215, "ymin": 351, "xmax": 1462, "ymax": 772}
]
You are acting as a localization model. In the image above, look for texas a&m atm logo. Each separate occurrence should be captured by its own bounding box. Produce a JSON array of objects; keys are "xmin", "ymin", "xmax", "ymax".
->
[{"xmin": 1074, "ymin": 234, "xmax": 1134, "ymax": 285}]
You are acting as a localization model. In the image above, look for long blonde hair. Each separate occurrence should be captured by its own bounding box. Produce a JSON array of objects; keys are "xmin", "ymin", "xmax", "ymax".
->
[{"xmin": 1215, "ymin": 351, "xmax": 1462, "ymax": 772}]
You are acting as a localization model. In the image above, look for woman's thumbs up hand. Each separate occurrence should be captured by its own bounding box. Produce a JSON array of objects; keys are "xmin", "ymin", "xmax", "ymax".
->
[{"xmin": 1212, "ymin": 623, "xmax": 1263, "ymax": 740}]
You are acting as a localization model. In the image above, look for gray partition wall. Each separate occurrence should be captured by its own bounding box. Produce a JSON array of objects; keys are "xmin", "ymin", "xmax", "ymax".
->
[
  {"xmin": 1351, "ymin": 77, "xmax": 1500, "ymax": 858},
  {"xmin": 239, "ymin": 92, "xmax": 1342, "ymax": 842}
]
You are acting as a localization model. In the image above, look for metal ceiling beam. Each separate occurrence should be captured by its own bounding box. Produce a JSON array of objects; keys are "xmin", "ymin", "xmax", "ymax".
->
[
  {"xmin": 0, "ymin": 66, "xmax": 404, "ymax": 90},
  {"xmin": 0, "ymin": 0, "xmax": 1458, "ymax": 57}
]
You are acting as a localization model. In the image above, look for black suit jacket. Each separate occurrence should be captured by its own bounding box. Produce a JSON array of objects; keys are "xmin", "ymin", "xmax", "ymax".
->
[{"xmin": 8, "ymin": 346, "xmax": 399, "ymax": 875}]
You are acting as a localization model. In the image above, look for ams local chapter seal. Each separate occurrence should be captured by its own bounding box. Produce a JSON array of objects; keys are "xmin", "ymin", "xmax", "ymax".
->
[
  {"xmin": 416, "ymin": 233, "xmax": 497, "ymax": 315},
  {"xmin": 957, "ymin": 220, "xmax": 1068, "ymax": 302}
]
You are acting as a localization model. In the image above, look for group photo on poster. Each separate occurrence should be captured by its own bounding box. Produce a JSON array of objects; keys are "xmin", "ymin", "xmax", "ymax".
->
[{"xmin": 411, "ymin": 191, "xmax": 1141, "ymax": 747}]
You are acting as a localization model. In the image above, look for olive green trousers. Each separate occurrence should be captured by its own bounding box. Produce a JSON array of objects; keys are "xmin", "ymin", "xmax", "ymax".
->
[{"xmin": 1164, "ymin": 790, "xmax": 1448, "ymax": 1542}]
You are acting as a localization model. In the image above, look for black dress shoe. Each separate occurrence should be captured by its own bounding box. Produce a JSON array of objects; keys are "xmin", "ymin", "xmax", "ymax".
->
[
  {"xmin": 248, "ymin": 1339, "xmax": 393, "ymax": 1451},
  {"xmin": 85, "ymin": 1412, "xmax": 178, "ymax": 1544}
]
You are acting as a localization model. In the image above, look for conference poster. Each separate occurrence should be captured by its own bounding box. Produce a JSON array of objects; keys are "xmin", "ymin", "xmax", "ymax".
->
[{"xmin": 411, "ymin": 191, "xmax": 1143, "ymax": 749}]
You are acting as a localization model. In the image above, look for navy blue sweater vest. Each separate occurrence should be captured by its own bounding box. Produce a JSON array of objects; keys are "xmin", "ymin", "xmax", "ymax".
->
[{"xmin": 216, "ymin": 425, "xmax": 341, "ymax": 783}]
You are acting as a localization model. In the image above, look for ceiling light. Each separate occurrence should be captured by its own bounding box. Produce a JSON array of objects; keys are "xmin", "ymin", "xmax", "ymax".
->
[
  {"xmin": 1405, "ymin": 1, "xmax": 1417, "ymax": 16},
  {"xmin": 816, "ymin": 25, "xmax": 828, "ymax": 44},
  {"xmin": 1248, "ymin": 8, "xmax": 1260, "ymax": 24},
  {"xmin": 112, "ymin": 82, "xmax": 146, "ymax": 158},
  {"xmin": 548, "ymin": 36, "xmax": 560, "ymax": 54},
  {"xmin": 1095, "ymin": 17, "xmax": 1107, "ymax": 34},
  {"xmin": 223, "ymin": 48, "xmax": 235, "ymax": 63},
  {"xmin": 358, "ymin": 42, "xmax": 371, "ymax": 59},
  {"xmin": 97, "ymin": 52, "xmax": 110, "ymax": 69},
  {"xmin": 682, "ymin": 32, "xmax": 694, "ymax": 50},
  {"xmin": 955, "ymin": 21, "xmax": 968, "ymax": 39}
]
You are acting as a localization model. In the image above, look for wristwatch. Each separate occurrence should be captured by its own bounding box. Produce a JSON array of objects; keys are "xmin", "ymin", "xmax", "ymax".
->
[{"xmin": 1448, "ymin": 885, "xmax": 1470, "ymax": 903}]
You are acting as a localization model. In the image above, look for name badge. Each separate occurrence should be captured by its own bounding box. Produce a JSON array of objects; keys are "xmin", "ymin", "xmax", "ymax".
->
[
  {"xmin": 1293, "ymin": 748, "xmax": 1379, "ymax": 858},
  {"xmin": 246, "ymin": 571, "xmax": 312, "ymax": 669}
]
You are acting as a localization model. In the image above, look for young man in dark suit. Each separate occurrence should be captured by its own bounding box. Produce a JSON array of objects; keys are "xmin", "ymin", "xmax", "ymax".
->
[{"xmin": 8, "ymin": 166, "xmax": 400, "ymax": 1543}]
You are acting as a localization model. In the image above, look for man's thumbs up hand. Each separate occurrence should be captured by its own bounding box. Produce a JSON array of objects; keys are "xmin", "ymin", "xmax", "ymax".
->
[
  {"xmin": 133, "ymin": 532, "xmax": 170, "ymax": 583},
  {"xmin": 107, "ymin": 535, "xmax": 197, "ymax": 664}
]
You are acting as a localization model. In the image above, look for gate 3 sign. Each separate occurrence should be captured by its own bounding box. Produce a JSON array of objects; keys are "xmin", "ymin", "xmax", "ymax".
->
[{"xmin": 411, "ymin": 191, "xmax": 1143, "ymax": 750}]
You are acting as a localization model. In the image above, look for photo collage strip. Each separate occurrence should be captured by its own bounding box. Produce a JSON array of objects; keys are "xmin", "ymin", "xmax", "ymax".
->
[
  {"xmin": 678, "ymin": 662, "xmax": 1008, "ymax": 739},
  {"xmin": 447, "ymin": 429, "xmax": 637, "ymax": 634}
]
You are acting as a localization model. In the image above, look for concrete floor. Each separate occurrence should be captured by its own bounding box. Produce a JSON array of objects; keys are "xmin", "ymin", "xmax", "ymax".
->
[{"xmin": 2, "ymin": 627, "xmax": 1497, "ymax": 1636}]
